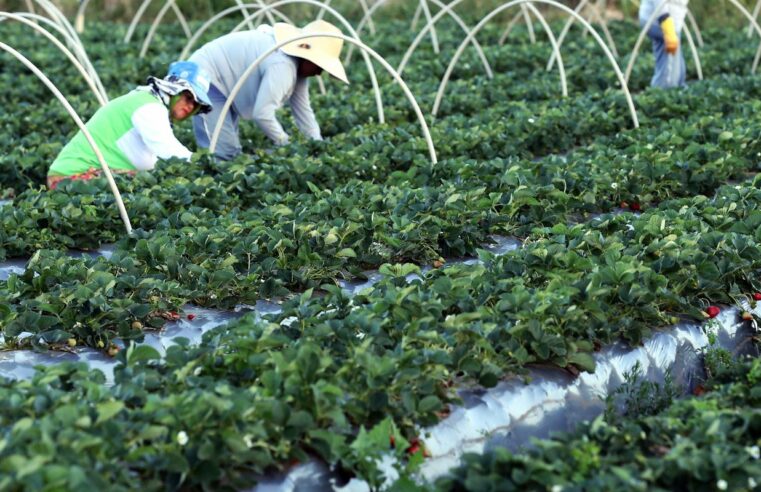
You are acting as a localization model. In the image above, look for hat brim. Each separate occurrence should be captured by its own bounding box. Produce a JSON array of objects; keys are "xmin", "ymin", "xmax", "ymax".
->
[
  {"xmin": 274, "ymin": 23, "xmax": 349, "ymax": 84},
  {"xmin": 188, "ymin": 82, "xmax": 213, "ymax": 114}
]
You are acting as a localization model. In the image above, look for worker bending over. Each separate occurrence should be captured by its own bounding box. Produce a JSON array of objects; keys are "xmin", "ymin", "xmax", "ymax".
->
[
  {"xmin": 47, "ymin": 61, "xmax": 212, "ymax": 189},
  {"xmin": 189, "ymin": 20, "xmax": 348, "ymax": 160}
]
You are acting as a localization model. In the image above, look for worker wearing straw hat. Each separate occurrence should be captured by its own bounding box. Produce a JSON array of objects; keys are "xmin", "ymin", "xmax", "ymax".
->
[
  {"xmin": 639, "ymin": 0, "xmax": 689, "ymax": 88},
  {"xmin": 189, "ymin": 20, "xmax": 348, "ymax": 160},
  {"xmin": 47, "ymin": 61, "xmax": 212, "ymax": 189}
]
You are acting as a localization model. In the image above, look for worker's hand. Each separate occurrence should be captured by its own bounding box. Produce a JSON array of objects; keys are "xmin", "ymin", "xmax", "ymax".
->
[{"xmin": 660, "ymin": 16, "xmax": 679, "ymax": 55}]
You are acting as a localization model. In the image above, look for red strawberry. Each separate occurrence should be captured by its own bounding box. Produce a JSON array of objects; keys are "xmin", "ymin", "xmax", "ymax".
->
[
  {"xmin": 619, "ymin": 201, "xmax": 629, "ymax": 209},
  {"xmin": 630, "ymin": 202, "xmax": 641, "ymax": 212},
  {"xmin": 753, "ymin": 293, "xmax": 761, "ymax": 301},
  {"xmin": 407, "ymin": 443, "xmax": 420, "ymax": 455},
  {"xmin": 187, "ymin": 314, "xmax": 196, "ymax": 321},
  {"xmin": 704, "ymin": 306, "xmax": 720, "ymax": 318}
]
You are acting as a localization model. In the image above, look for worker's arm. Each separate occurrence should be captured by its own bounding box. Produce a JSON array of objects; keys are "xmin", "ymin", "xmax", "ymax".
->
[
  {"xmin": 659, "ymin": 13, "xmax": 679, "ymax": 55},
  {"xmin": 251, "ymin": 62, "xmax": 296, "ymax": 146},
  {"xmin": 131, "ymin": 102, "xmax": 192, "ymax": 169},
  {"xmin": 289, "ymin": 78, "xmax": 322, "ymax": 141}
]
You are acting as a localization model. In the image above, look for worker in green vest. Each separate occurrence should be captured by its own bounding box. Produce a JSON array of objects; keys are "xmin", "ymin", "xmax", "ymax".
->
[{"xmin": 47, "ymin": 61, "xmax": 212, "ymax": 189}]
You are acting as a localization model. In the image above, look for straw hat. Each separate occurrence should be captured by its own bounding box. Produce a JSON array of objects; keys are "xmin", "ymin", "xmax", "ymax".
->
[{"xmin": 274, "ymin": 20, "xmax": 349, "ymax": 84}]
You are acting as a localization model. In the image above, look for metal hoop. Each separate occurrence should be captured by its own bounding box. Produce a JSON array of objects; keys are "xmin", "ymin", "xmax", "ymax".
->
[
  {"xmin": 394, "ymin": 0, "xmax": 493, "ymax": 78},
  {"xmin": 433, "ymin": 0, "xmax": 639, "ymax": 130},
  {"xmin": 0, "ymin": 12, "xmax": 107, "ymax": 106}
]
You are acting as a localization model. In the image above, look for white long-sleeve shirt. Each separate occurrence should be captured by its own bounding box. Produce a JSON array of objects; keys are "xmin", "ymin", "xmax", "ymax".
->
[
  {"xmin": 190, "ymin": 26, "xmax": 322, "ymax": 145},
  {"xmin": 118, "ymin": 102, "xmax": 192, "ymax": 170},
  {"xmin": 639, "ymin": 0, "xmax": 689, "ymax": 32}
]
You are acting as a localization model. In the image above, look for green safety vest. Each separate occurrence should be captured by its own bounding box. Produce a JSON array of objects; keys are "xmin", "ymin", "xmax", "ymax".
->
[{"xmin": 48, "ymin": 90, "xmax": 164, "ymax": 177}]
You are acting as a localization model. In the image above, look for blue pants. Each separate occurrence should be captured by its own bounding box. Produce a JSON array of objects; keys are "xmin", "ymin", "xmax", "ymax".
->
[
  {"xmin": 641, "ymin": 19, "xmax": 686, "ymax": 89},
  {"xmin": 193, "ymin": 84, "xmax": 241, "ymax": 161}
]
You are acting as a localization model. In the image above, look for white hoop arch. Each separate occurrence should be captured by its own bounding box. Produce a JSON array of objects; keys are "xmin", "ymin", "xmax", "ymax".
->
[
  {"xmin": 30, "ymin": 0, "xmax": 78, "ymax": 42},
  {"xmin": 178, "ymin": 3, "xmax": 330, "ymax": 95},
  {"xmin": 417, "ymin": 0, "xmax": 568, "ymax": 97},
  {"xmin": 0, "ymin": 12, "xmax": 107, "ymax": 106},
  {"xmin": 520, "ymin": 4, "xmax": 537, "ymax": 44},
  {"xmin": 314, "ymin": 0, "xmax": 376, "ymax": 35},
  {"xmin": 237, "ymin": 0, "xmax": 276, "ymax": 30},
  {"xmin": 178, "ymin": 0, "xmax": 386, "ymax": 125},
  {"xmin": 77, "ymin": 0, "xmax": 198, "ymax": 34},
  {"xmin": 124, "ymin": 0, "xmax": 191, "ymax": 44},
  {"xmin": 138, "ymin": 0, "xmax": 194, "ymax": 57},
  {"xmin": 625, "ymin": 0, "xmax": 761, "ymax": 83},
  {"xmin": 397, "ymin": 0, "xmax": 510, "ymax": 78},
  {"xmin": 23, "ymin": 0, "xmax": 35, "ymax": 16},
  {"xmin": 433, "ymin": 0, "xmax": 639, "ymax": 130},
  {"xmin": 74, "ymin": 0, "xmax": 90, "ymax": 32},
  {"xmin": 0, "ymin": 11, "xmax": 108, "ymax": 100},
  {"xmin": 209, "ymin": 32, "xmax": 437, "ymax": 165},
  {"xmin": 543, "ymin": 0, "xmax": 619, "ymax": 71},
  {"xmin": 685, "ymin": 9, "xmax": 703, "ymax": 48},
  {"xmin": 346, "ymin": 0, "xmax": 493, "ymax": 80},
  {"xmin": 0, "ymin": 42, "xmax": 132, "ymax": 234},
  {"xmin": 748, "ymin": 0, "xmax": 761, "ymax": 38},
  {"xmin": 178, "ymin": 3, "xmax": 292, "ymax": 60},
  {"xmin": 419, "ymin": 0, "xmax": 441, "ymax": 54},
  {"xmin": 499, "ymin": 4, "xmax": 538, "ymax": 44},
  {"xmin": 396, "ymin": 0, "xmax": 559, "ymax": 78},
  {"xmin": 28, "ymin": 0, "xmax": 107, "ymax": 98},
  {"xmin": 681, "ymin": 19, "xmax": 703, "ymax": 81},
  {"xmin": 411, "ymin": 1, "xmax": 422, "ymax": 29},
  {"xmin": 523, "ymin": 2, "xmax": 567, "ymax": 97}
]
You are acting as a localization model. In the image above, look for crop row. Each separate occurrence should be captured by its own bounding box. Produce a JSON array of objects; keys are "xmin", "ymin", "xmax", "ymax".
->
[
  {"xmin": 433, "ymin": 354, "xmax": 761, "ymax": 491},
  {"xmin": 2, "ymin": 21, "xmax": 761, "ymax": 192},
  {"xmin": 2, "ymin": 180, "xmax": 761, "ymax": 488}
]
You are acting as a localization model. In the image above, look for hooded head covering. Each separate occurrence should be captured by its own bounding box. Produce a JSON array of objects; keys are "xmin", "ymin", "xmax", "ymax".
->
[{"xmin": 147, "ymin": 60, "xmax": 213, "ymax": 114}]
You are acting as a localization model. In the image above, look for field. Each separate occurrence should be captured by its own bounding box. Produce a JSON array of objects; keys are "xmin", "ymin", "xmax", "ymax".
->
[{"xmin": 1, "ymin": 1, "xmax": 760, "ymax": 490}]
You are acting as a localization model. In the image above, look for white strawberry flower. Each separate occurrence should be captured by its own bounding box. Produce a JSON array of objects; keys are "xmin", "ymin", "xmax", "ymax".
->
[
  {"xmin": 747, "ymin": 445, "xmax": 760, "ymax": 460},
  {"xmin": 177, "ymin": 431, "xmax": 189, "ymax": 446},
  {"xmin": 716, "ymin": 479, "xmax": 728, "ymax": 491}
]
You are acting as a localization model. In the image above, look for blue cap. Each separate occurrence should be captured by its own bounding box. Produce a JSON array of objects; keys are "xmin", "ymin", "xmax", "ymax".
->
[{"xmin": 165, "ymin": 61, "xmax": 213, "ymax": 113}]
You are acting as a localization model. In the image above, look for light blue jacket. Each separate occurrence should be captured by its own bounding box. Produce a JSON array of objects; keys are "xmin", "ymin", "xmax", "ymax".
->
[{"xmin": 190, "ymin": 26, "xmax": 321, "ymax": 145}]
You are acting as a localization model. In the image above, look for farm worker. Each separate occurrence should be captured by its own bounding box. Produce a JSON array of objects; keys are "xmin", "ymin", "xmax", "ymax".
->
[
  {"xmin": 47, "ymin": 61, "xmax": 212, "ymax": 189},
  {"xmin": 189, "ymin": 20, "xmax": 349, "ymax": 160},
  {"xmin": 639, "ymin": 0, "xmax": 689, "ymax": 89}
]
